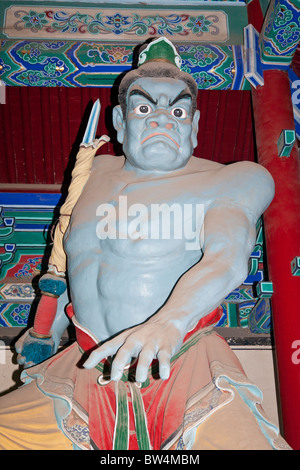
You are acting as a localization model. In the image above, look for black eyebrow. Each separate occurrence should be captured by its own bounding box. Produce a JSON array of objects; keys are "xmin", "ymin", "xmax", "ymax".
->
[
  {"xmin": 169, "ymin": 90, "xmax": 192, "ymax": 107},
  {"xmin": 129, "ymin": 88, "xmax": 158, "ymax": 106}
]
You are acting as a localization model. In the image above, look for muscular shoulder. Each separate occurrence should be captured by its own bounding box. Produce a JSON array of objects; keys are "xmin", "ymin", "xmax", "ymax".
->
[
  {"xmin": 188, "ymin": 156, "xmax": 224, "ymax": 172},
  {"xmin": 216, "ymin": 161, "xmax": 274, "ymax": 197},
  {"xmin": 211, "ymin": 161, "xmax": 275, "ymax": 220},
  {"xmin": 92, "ymin": 154, "xmax": 125, "ymax": 172}
]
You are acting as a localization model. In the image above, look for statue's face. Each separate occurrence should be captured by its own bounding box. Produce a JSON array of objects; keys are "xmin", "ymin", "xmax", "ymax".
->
[{"xmin": 113, "ymin": 76, "xmax": 200, "ymax": 172}]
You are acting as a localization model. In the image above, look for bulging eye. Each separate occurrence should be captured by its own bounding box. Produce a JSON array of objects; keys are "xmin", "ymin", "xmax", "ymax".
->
[
  {"xmin": 134, "ymin": 104, "xmax": 152, "ymax": 115},
  {"xmin": 171, "ymin": 107, "xmax": 188, "ymax": 119}
]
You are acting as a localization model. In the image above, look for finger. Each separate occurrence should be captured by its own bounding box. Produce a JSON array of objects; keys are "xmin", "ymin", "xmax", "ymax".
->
[
  {"xmin": 110, "ymin": 340, "xmax": 143, "ymax": 381},
  {"xmin": 83, "ymin": 326, "xmax": 141, "ymax": 370},
  {"xmin": 83, "ymin": 333, "xmax": 127, "ymax": 369},
  {"xmin": 110, "ymin": 347, "xmax": 134, "ymax": 381},
  {"xmin": 135, "ymin": 349, "xmax": 155, "ymax": 383},
  {"xmin": 157, "ymin": 350, "xmax": 171, "ymax": 380},
  {"xmin": 83, "ymin": 347, "xmax": 111, "ymax": 369},
  {"xmin": 17, "ymin": 354, "xmax": 25, "ymax": 365}
]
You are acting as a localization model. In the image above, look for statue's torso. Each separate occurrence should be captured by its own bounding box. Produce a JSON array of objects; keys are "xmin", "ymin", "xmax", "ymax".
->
[{"xmin": 64, "ymin": 155, "xmax": 226, "ymax": 341}]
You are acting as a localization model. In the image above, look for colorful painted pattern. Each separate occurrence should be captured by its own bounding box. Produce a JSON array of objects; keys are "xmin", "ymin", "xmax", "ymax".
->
[
  {"xmin": 289, "ymin": 68, "xmax": 300, "ymax": 140},
  {"xmin": 0, "ymin": 193, "xmax": 59, "ymax": 326},
  {"xmin": 0, "ymin": 302, "xmax": 32, "ymax": 327},
  {"xmin": 0, "ymin": 193, "xmax": 272, "ymax": 331},
  {"xmin": 260, "ymin": 0, "xmax": 300, "ymax": 64},
  {"xmin": 179, "ymin": 44, "xmax": 243, "ymax": 90},
  {"xmin": 3, "ymin": 7, "xmax": 229, "ymax": 43},
  {"xmin": 216, "ymin": 217, "xmax": 272, "ymax": 331},
  {"xmin": 248, "ymin": 298, "xmax": 272, "ymax": 334},
  {"xmin": 0, "ymin": 194, "xmax": 59, "ymax": 275},
  {"xmin": 0, "ymin": 0, "xmax": 250, "ymax": 88},
  {"xmin": 0, "ymin": 39, "xmax": 248, "ymax": 89},
  {"xmin": 0, "ymin": 282, "xmax": 35, "ymax": 301}
]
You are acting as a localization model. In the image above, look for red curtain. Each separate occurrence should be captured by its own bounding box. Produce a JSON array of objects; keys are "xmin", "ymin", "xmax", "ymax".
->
[{"xmin": 0, "ymin": 87, "xmax": 255, "ymax": 186}]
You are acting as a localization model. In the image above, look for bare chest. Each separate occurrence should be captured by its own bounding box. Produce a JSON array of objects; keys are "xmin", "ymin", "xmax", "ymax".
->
[{"xmin": 68, "ymin": 176, "xmax": 207, "ymax": 260}]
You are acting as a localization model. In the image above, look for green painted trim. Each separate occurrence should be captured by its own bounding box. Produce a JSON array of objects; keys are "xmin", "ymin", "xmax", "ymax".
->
[
  {"xmin": 0, "ymin": 1, "xmax": 247, "ymax": 10},
  {"xmin": 0, "ymin": 231, "xmax": 48, "ymax": 245},
  {"xmin": 2, "ymin": 210, "xmax": 55, "ymax": 221},
  {"xmin": 260, "ymin": 51, "xmax": 295, "ymax": 65}
]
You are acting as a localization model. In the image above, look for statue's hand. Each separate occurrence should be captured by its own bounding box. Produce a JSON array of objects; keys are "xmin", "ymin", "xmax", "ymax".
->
[
  {"xmin": 83, "ymin": 320, "xmax": 184, "ymax": 383},
  {"xmin": 15, "ymin": 328, "xmax": 56, "ymax": 369}
]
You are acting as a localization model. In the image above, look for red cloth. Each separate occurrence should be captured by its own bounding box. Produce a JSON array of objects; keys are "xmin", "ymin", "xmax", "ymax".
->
[
  {"xmin": 65, "ymin": 303, "xmax": 222, "ymax": 353},
  {"xmin": 31, "ymin": 320, "xmax": 234, "ymax": 450},
  {"xmin": 22, "ymin": 310, "xmax": 288, "ymax": 451},
  {"xmin": 61, "ymin": 303, "xmax": 223, "ymax": 449}
]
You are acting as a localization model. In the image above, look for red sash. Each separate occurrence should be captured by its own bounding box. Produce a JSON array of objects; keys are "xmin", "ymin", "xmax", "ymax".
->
[{"xmin": 66, "ymin": 303, "xmax": 223, "ymax": 353}]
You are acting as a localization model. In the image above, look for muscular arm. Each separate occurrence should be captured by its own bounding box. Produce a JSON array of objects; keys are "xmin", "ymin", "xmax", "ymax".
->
[
  {"xmin": 156, "ymin": 201, "xmax": 257, "ymax": 331},
  {"xmin": 165, "ymin": 162, "xmax": 275, "ymax": 331},
  {"xmin": 84, "ymin": 162, "xmax": 274, "ymax": 382}
]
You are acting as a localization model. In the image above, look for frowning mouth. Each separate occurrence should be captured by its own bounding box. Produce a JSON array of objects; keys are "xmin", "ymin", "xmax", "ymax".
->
[{"xmin": 141, "ymin": 132, "xmax": 180, "ymax": 148}]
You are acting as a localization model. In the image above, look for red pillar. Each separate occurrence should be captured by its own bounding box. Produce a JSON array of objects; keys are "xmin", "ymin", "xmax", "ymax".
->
[
  {"xmin": 247, "ymin": 0, "xmax": 264, "ymax": 32},
  {"xmin": 252, "ymin": 69, "xmax": 300, "ymax": 449}
]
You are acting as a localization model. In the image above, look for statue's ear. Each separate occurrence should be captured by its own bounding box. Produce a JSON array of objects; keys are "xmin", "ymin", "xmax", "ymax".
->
[
  {"xmin": 191, "ymin": 110, "xmax": 200, "ymax": 149},
  {"xmin": 112, "ymin": 105, "xmax": 126, "ymax": 144}
]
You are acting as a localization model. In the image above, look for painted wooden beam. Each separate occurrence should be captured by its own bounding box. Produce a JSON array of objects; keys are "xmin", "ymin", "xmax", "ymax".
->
[{"xmin": 259, "ymin": 0, "xmax": 300, "ymax": 66}]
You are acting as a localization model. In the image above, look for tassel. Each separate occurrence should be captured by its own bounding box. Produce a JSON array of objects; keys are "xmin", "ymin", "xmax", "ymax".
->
[{"xmin": 22, "ymin": 331, "xmax": 55, "ymax": 366}]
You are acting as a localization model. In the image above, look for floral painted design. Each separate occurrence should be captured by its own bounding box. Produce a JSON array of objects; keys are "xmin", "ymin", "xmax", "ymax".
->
[
  {"xmin": 186, "ymin": 15, "xmax": 213, "ymax": 34},
  {"xmin": 101, "ymin": 46, "xmax": 132, "ymax": 64},
  {"xmin": 21, "ymin": 10, "xmax": 49, "ymax": 31},
  {"xmin": 103, "ymin": 13, "xmax": 131, "ymax": 35},
  {"xmin": 0, "ymin": 284, "xmax": 34, "ymax": 300},
  {"xmin": 12, "ymin": 9, "xmax": 223, "ymax": 39}
]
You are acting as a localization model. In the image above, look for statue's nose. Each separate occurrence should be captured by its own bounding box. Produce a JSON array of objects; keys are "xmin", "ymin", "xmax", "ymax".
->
[{"xmin": 147, "ymin": 111, "xmax": 177, "ymax": 129}]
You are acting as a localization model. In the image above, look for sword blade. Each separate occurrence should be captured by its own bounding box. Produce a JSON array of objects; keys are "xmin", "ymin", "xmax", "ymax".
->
[{"xmin": 82, "ymin": 99, "xmax": 101, "ymax": 144}]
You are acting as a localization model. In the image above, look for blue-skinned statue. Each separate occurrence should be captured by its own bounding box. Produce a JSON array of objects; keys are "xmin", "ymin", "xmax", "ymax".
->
[{"xmin": 0, "ymin": 38, "xmax": 290, "ymax": 450}]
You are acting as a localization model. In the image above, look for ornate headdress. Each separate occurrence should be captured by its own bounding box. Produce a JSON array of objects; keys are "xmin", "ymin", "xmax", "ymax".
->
[{"xmin": 137, "ymin": 37, "xmax": 182, "ymax": 69}]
